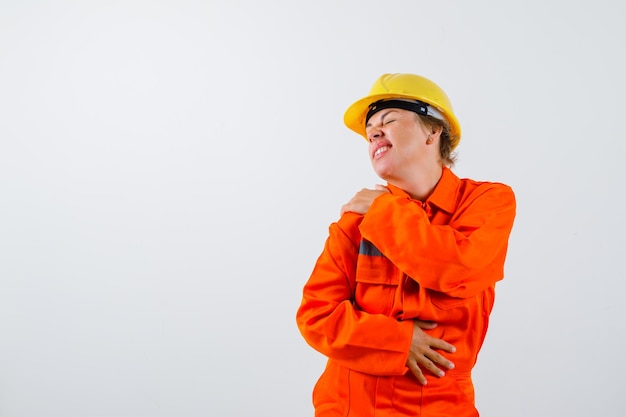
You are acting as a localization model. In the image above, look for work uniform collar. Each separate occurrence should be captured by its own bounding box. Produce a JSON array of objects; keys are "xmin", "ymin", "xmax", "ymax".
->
[{"xmin": 387, "ymin": 167, "xmax": 460, "ymax": 214}]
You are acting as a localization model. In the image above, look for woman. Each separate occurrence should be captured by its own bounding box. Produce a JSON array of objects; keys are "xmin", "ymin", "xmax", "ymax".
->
[{"xmin": 296, "ymin": 73, "xmax": 516, "ymax": 416}]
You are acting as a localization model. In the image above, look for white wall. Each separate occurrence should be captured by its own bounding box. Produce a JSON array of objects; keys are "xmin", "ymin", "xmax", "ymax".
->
[{"xmin": 1, "ymin": 1, "xmax": 624, "ymax": 416}]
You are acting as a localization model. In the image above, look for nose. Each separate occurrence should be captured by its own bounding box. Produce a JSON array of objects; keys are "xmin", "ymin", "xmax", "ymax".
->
[{"xmin": 367, "ymin": 127, "xmax": 383, "ymax": 143}]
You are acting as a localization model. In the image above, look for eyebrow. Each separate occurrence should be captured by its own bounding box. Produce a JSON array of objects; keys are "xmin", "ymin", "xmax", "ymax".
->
[{"xmin": 366, "ymin": 109, "xmax": 398, "ymax": 129}]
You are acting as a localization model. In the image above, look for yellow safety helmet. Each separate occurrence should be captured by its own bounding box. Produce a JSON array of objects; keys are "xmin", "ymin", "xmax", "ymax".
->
[{"xmin": 344, "ymin": 73, "xmax": 461, "ymax": 150}]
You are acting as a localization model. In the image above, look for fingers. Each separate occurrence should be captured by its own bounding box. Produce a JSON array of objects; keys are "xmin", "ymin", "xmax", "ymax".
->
[
  {"xmin": 429, "ymin": 337, "xmax": 457, "ymax": 354},
  {"xmin": 423, "ymin": 335, "xmax": 456, "ymax": 370},
  {"xmin": 408, "ymin": 350, "xmax": 454, "ymax": 385},
  {"xmin": 414, "ymin": 319, "xmax": 437, "ymax": 330},
  {"xmin": 407, "ymin": 360, "xmax": 428, "ymax": 385},
  {"xmin": 340, "ymin": 187, "xmax": 388, "ymax": 215},
  {"xmin": 425, "ymin": 349, "xmax": 455, "ymax": 372},
  {"xmin": 414, "ymin": 320, "xmax": 456, "ymax": 354},
  {"xmin": 408, "ymin": 353, "xmax": 447, "ymax": 384},
  {"xmin": 408, "ymin": 321, "xmax": 456, "ymax": 384},
  {"xmin": 420, "ymin": 355, "xmax": 446, "ymax": 378}
]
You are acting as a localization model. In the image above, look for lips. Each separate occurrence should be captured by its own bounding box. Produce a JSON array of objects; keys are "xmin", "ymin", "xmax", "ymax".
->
[{"xmin": 372, "ymin": 143, "xmax": 391, "ymax": 160}]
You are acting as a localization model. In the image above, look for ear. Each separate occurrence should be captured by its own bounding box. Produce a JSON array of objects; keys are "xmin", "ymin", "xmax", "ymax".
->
[{"xmin": 430, "ymin": 125, "xmax": 443, "ymax": 139}]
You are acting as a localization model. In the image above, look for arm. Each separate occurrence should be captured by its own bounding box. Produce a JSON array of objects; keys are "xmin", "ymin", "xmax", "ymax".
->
[
  {"xmin": 299, "ymin": 190, "xmax": 457, "ymax": 379},
  {"xmin": 296, "ymin": 213, "xmax": 414, "ymax": 376},
  {"xmin": 360, "ymin": 183, "xmax": 516, "ymax": 298}
]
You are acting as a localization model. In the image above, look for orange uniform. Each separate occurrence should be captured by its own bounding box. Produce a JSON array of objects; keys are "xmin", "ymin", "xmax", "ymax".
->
[{"xmin": 296, "ymin": 167, "xmax": 516, "ymax": 416}]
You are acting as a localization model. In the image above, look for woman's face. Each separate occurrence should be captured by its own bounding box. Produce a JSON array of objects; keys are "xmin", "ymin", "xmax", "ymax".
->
[{"xmin": 365, "ymin": 108, "xmax": 433, "ymax": 182}]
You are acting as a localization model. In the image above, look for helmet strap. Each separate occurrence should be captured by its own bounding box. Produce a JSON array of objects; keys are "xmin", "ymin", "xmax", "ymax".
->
[{"xmin": 365, "ymin": 99, "xmax": 444, "ymax": 125}]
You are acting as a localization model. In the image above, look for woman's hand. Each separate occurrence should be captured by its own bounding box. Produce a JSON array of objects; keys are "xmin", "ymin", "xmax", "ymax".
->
[
  {"xmin": 406, "ymin": 320, "xmax": 456, "ymax": 385},
  {"xmin": 340, "ymin": 185, "xmax": 389, "ymax": 216}
]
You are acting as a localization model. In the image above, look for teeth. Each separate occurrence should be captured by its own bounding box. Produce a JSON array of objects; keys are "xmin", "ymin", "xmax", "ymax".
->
[{"xmin": 374, "ymin": 146, "xmax": 389, "ymax": 157}]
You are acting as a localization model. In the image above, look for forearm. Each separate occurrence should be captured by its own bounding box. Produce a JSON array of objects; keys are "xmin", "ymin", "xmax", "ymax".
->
[
  {"xmin": 297, "ymin": 297, "xmax": 413, "ymax": 375},
  {"xmin": 360, "ymin": 185, "xmax": 516, "ymax": 297},
  {"xmin": 296, "ymin": 217, "xmax": 414, "ymax": 376}
]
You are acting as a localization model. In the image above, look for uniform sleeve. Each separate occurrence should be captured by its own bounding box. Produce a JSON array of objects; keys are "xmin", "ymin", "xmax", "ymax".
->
[
  {"xmin": 296, "ymin": 213, "xmax": 414, "ymax": 376},
  {"xmin": 359, "ymin": 183, "xmax": 516, "ymax": 298}
]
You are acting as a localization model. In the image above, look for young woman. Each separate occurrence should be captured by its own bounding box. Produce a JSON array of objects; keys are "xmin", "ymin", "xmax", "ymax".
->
[{"xmin": 297, "ymin": 73, "xmax": 516, "ymax": 417}]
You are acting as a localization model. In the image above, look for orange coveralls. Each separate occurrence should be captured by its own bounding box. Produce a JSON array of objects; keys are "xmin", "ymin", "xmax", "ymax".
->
[{"xmin": 296, "ymin": 167, "xmax": 516, "ymax": 417}]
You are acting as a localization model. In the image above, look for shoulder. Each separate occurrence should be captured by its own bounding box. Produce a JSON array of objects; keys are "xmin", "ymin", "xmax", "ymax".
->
[
  {"xmin": 454, "ymin": 177, "xmax": 516, "ymax": 214},
  {"xmin": 458, "ymin": 176, "xmax": 514, "ymax": 197}
]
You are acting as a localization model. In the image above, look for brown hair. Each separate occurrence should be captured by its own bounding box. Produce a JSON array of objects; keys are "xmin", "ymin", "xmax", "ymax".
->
[{"xmin": 417, "ymin": 114, "xmax": 458, "ymax": 167}]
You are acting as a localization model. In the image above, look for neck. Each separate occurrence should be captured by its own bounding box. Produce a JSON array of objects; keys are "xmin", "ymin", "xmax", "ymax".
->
[{"xmin": 393, "ymin": 163, "xmax": 444, "ymax": 201}]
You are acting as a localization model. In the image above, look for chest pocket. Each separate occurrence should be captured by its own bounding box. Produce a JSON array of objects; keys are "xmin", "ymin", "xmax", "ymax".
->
[{"xmin": 354, "ymin": 240, "xmax": 401, "ymax": 315}]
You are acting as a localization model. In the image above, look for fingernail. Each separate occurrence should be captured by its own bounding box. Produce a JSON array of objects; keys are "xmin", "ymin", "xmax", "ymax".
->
[{"xmin": 448, "ymin": 362, "xmax": 455, "ymax": 369}]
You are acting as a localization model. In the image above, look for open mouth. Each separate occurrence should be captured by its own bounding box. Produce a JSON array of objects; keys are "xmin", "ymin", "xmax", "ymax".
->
[{"xmin": 373, "ymin": 145, "xmax": 391, "ymax": 160}]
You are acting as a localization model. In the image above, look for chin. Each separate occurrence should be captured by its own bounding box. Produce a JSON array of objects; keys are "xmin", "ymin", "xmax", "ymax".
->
[{"xmin": 372, "ymin": 166, "xmax": 392, "ymax": 182}]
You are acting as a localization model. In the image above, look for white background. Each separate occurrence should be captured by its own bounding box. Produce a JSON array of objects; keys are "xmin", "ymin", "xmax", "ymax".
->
[{"xmin": 1, "ymin": 1, "xmax": 624, "ymax": 416}]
